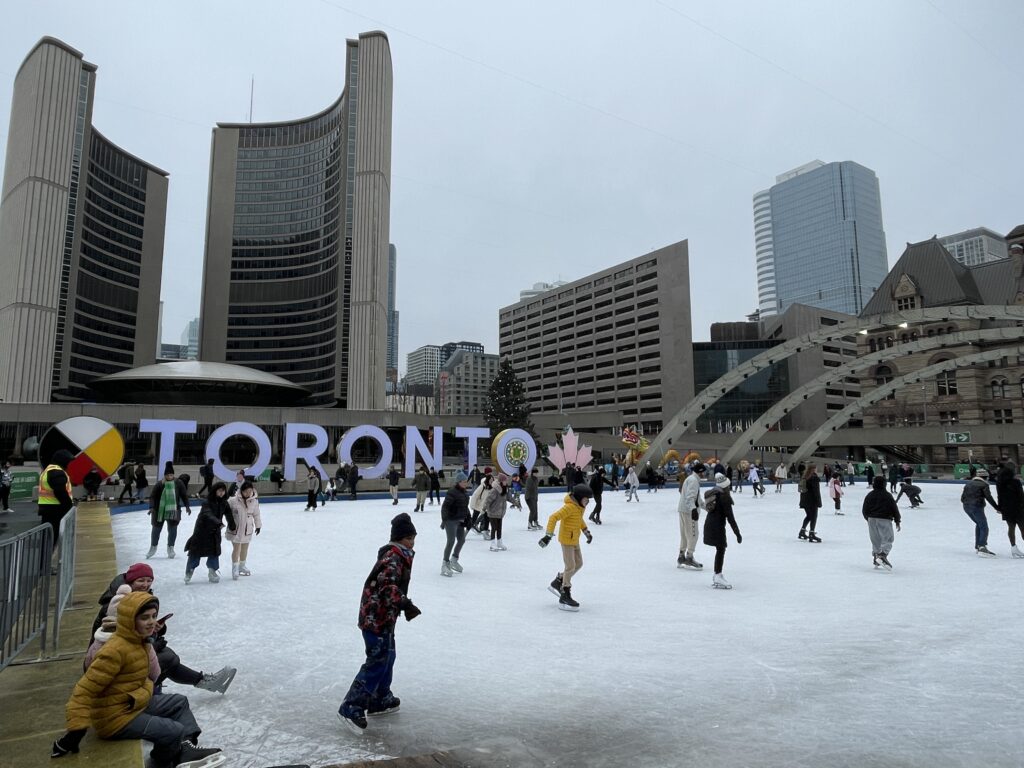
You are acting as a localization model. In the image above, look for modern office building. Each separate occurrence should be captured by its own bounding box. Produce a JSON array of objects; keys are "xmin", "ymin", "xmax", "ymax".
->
[
  {"xmin": 199, "ymin": 31, "xmax": 393, "ymax": 408},
  {"xmin": 692, "ymin": 339, "xmax": 788, "ymax": 434},
  {"xmin": 0, "ymin": 37, "xmax": 167, "ymax": 403},
  {"xmin": 386, "ymin": 243, "xmax": 399, "ymax": 380},
  {"xmin": 754, "ymin": 160, "xmax": 888, "ymax": 317},
  {"xmin": 440, "ymin": 340, "xmax": 484, "ymax": 362},
  {"xmin": 405, "ymin": 341, "xmax": 484, "ymax": 388},
  {"xmin": 938, "ymin": 227, "xmax": 1008, "ymax": 267},
  {"xmin": 499, "ymin": 240, "xmax": 693, "ymax": 434},
  {"xmin": 436, "ymin": 349, "xmax": 500, "ymax": 416},
  {"xmin": 180, "ymin": 317, "xmax": 200, "ymax": 359}
]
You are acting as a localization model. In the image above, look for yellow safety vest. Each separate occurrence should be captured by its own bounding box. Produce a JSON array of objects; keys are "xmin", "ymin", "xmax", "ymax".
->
[{"xmin": 39, "ymin": 463, "xmax": 73, "ymax": 505}]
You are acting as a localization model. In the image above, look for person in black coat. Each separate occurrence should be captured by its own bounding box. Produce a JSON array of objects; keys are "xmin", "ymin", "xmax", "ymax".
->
[
  {"xmin": 197, "ymin": 458, "xmax": 215, "ymax": 498},
  {"xmin": 862, "ymin": 476, "xmax": 901, "ymax": 568},
  {"xmin": 703, "ymin": 473, "xmax": 742, "ymax": 588},
  {"xmin": 348, "ymin": 463, "xmax": 360, "ymax": 500},
  {"xmin": 428, "ymin": 469, "xmax": 441, "ymax": 505},
  {"xmin": 587, "ymin": 467, "xmax": 614, "ymax": 525},
  {"xmin": 798, "ymin": 463, "xmax": 823, "ymax": 542},
  {"xmin": 994, "ymin": 462, "xmax": 1024, "ymax": 557},
  {"xmin": 184, "ymin": 482, "xmax": 235, "ymax": 583},
  {"xmin": 440, "ymin": 470, "xmax": 472, "ymax": 576}
]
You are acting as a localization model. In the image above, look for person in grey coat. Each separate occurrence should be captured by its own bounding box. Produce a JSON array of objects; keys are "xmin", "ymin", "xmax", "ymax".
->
[
  {"xmin": 525, "ymin": 467, "xmax": 541, "ymax": 531},
  {"xmin": 484, "ymin": 473, "xmax": 510, "ymax": 551}
]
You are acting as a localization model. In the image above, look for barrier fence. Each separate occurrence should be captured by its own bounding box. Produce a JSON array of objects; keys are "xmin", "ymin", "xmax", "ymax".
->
[{"xmin": 51, "ymin": 507, "xmax": 78, "ymax": 656}]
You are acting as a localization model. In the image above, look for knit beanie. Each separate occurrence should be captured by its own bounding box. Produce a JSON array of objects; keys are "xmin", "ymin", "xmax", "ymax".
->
[
  {"xmin": 715, "ymin": 473, "xmax": 731, "ymax": 490},
  {"xmin": 453, "ymin": 470, "xmax": 468, "ymax": 484},
  {"xmin": 390, "ymin": 512, "xmax": 417, "ymax": 542},
  {"xmin": 497, "ymin": 473, "xmax": 509, "ymax": 484},
  {"xmin": 108, "ymin": 584, "xmax": 132, "ymax": 618},
  {"xmin": 125, "ymin": 562, "xmax": 154, "ymax": 584},
  {"xmin": 163, "ymin": 461, "xmax": 174, "ymax": 476},
  {"xmin": 571, "ymin": 483, "xmax": 593, "ymax": 505}
]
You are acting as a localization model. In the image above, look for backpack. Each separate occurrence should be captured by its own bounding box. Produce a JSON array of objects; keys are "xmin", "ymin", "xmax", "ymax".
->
[{"xmin": 703, "ymin": 489, "xmax": 718, "ymax": 514}]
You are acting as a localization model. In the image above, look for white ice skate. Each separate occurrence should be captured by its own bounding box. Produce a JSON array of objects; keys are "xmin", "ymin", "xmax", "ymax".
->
[
  {"xmin": 167, "ymin": 545, "xmax": 175, "ymax": 559},
  {"xmin": 184, "ymin": 569, "xmax": 193, "ymax": 584},
  {"xmin": 712, "ymin": 573, "xmax": 732, "ymax": 589},
  {"xmin": 146, "ymin": 546, "xmax": 156, "ymax": 559},
  {"xmin": 449, "ymin": 557, "xmax": 463, "ymax": 573},
  {"xmin": 1011, "ymin": 545, "xmax": 1024, "ymax": 559},
  {"xmin": 441, "ymin": 561, "xmax": 453, "ymax": 577},
  {"xmin": 238, "ymin": 561, "xmax": 251, "ymax": 576}
]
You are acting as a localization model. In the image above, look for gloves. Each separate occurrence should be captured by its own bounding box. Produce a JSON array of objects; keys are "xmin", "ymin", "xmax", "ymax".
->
[
  {"xmin": 51, "ymin": 729, "xmax": 86, "ymax": 758},
  {"xmin": 440, "ymin": 522, "xmax": 445, "ymax": 529},
  {"xmin": 691, "ymin": 509, "xmax": 699, "ymax": 521},
  {"xmin": 584, "ymin": 530, "xmax": 593, "ymax": 544},
  {"xmin": 736, "ymin": 533, "xmax": 743, "ymax": 544},
  {"xmin": 896, "ymin": 523, "xmax": 901, "ymax": 532},
  {"xmin": 255, "ymin": 528, "xmax": 261, "ymax": 535},
  {"xmin": 538, "ymin": 535, "xmax": 552, "ymax": 548},
  {"xmin": 403, "ymin": 601, "xmax": 422, "ymax": 621}
]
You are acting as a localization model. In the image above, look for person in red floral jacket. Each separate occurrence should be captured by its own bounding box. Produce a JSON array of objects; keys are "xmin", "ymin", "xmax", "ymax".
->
[{"xmin": 338, "ymin": 513, "xmax": 421, "ymax": 733}]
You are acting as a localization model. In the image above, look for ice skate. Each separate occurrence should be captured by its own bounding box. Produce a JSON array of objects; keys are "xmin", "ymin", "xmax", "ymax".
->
[
  {"xmin": 808, "ymin": 532, "xmax": 822, "ymax": 543},
  {"xmin": 489, "ymin": 540, "xmax": 501, "ymax": 551},
  {"xmin": 798, "ymin": 530, "xmax": 808, "ymax": 540},
  {"xmin": 449, "ymin": 556, "xmax": 463, "ymax": 573},
  {"xmin": 367, "ymin": 695, "xmax": 400, "ymax": 716},
  {"xmin": 167, "ymin": 545, "xmax": 175, "ymax": 559},
  {"xmin": 441, "ymin": 560, "xmax": 453, "ymax": 577},
  {"xmin": 689, "ymin": 556, "xmax": 703, "ymax": 569},
  {"xmin": 175, "ymin": 738, "xmax": 225, "ymax": 767},
  {"xmin": 337, "ymin": 709, "xmax": 367, "ymax": 734},
  {"xmin": 977, "ymin": 546, "xmax": 996, "ymax": 558},
  {"xmin": 558, "ymin": 586, "xmax": 580, "ymax": 611},
  {"xmin": 495, "ymin": 539, "xmax": 507, "ymax": 551},
  {"xmin": 676, "ymin": 552, "xmax": 686, "ymax": 567},
  {"xmin": 712, "ymin": 573, "xmax": 732, "ymax": 589},
  {"xmin": 195, "ymin": 666, "xmax": 236, "ymax": 694},
  {"xmin": 548, "ymin": 574, "xmax": 563, "ymax": 597},
  {"xmin": 231, "ymin": 563, "xmax": 240, "ymax": 580},
  {"xmin": 208, "ymin": 568, "xmax": 220, "ymax": 583},
  {"xmin": 878, "ymin": 553, "xmax": 892, "ymax": 570},
  {"xmin": 184, "ymin": 569, "xmax": 194, "ymax": 584},
  {"xmin": 238, "ymin": 561, "xmax": 251, "ymax": 576},
  {"xmin": 872, "ymin": 553, "xmax": 880, "ymax": 568},
  {"xmin": 1011, "ymin": 545, "xmax": 1024, "ymax": 558},
  {"xmin": 146, "ymin": 545, "xmax": 157, "ymax": 558}
]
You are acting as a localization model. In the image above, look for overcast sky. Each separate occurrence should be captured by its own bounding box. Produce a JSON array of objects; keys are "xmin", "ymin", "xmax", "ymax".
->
[{"xmin": 2, "ymin": 1, "xmax": 1021, "ymax": 372}]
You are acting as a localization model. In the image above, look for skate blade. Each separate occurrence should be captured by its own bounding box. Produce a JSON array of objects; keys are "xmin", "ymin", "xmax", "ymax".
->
[
  {"xmin": 711, "ymin": 583, "xmax": 733, "ymax": 589},
  {"xmin": 367, "ymin": 705, "xmax": 400, "ymax": 717},
  {"xmin": 337, "ymin": 712, "xmax": 367, "ymax": 735},
  {"xmin": 176, "ymin": 753, "xmax": 227, "ymax": 768},
  {"xmin": 547, "ymin": 586, "xmax": 561, "ymax": 597},
  {"xmin": 558, "ymin": 603, "xmax": 580, "ymax": 611},
  {"xmin": 678, "ymin": 563, "xmax": 701, "ymax": 570}
]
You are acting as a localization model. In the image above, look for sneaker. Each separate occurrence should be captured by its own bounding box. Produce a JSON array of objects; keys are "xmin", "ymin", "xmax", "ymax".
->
[
  {"xmin": 441, "ymin": 561, "xmax": 453, "ymax": 577},
  {"xmin": 176, "ymin": 738, "xmax": 223, "ymax": 767},
  {"xmin": 367, "ymin": 696, "xmax": 400, "ymax": 716},
  {"xmin": 184, "ymin": 569, "xmax": 194, "ymax": 584},
  {"xmin": 449, "ymin": 557, "xmax": 463, "ymax": 573},
  {"xmin": 337, "ymin": 709, "xmax": 367, "ymax": 734},
  {"xmin": 548, "ymin": 574, "xmax": 563, "ymax": 597},
  {"xmin": 712, "ymin": 573, "xmax": 732, "ymax": 589},
  {"xmin": 146, "ymin": 546, "xmax": 157, "ymax": 558},
  {"xmin": 977, "ymin": 546, "xmax": 997, "ymax": 558},
  {"xmin": 878, "ymin": 553, "xmax": 892, "ymax": 570},
  {"xmin": 558, "ymin": 586, "xmax": 580, "ymax": 611},
  {"xmin": 798, "ymin": 530, "xmax": 808, "ymax": 540}
]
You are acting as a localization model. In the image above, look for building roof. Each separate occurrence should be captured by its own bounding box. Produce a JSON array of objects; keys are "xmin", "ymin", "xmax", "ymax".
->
[
  {"xmin": 1006, "ymin": 224, "xmax": 1024, "ymax": 241},
  {"xmin": 89, "ymin": 361, "xmax": 311, "ymax": 406}
]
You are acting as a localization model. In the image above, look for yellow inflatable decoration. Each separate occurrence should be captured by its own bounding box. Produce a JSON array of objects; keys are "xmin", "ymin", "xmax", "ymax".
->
[
  {"xmin": 660, "ymin": 449, "xmax": 683, "ymax": 468},
  {"xmin": 621, "ymin": 427, "xmax": 649, "ymax": 468}
]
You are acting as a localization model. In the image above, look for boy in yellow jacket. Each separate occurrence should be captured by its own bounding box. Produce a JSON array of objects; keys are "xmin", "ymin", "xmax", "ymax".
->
[
  {"xmin": 539, "ymin": 483, "xmax": 594, "ymax": 611},
  {"xmin": 51, "ymin": 590, "xmax": 224, "ymax": 768}
]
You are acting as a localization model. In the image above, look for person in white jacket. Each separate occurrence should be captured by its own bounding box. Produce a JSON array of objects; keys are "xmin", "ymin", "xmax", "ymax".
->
[
  {"xmin": 773, "ymin": 461, "xmax": 787, "ymax": 493},
  {"xmin": 624, "ymin": 466, "xmax": 640, "ymax": 502},
  {"xmin": 678, "ymin": 463, "xmax": 706, "ymax": 569},
  {"xmin": 748, "ymin": 464, "xmax": 765, "ymax": 497}
]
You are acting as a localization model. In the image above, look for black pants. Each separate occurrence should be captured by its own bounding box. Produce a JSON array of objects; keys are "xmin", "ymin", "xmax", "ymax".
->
[
  {"xmin": 40, "ymin": 507, "xmax": 68, "ymax": 551},
  {"xmin": 489, "ymin": 516, "xmax": 503, "ymax": 540},
  {"xmin": 590, "ymin": 495, "xmax": 603, "ymax": 521},
  {"xmin": 197, "ymin": 477, "xmax": 212, "ymax": 497},
  {"xmin": 307, "ymin": 490, "xmax": 316, "ymax": 508},
  {"xmin": 156, "ymin": 645, "xmax": 202, "ymax": 686},
  {"xmin": 118, "ymin": 482, "xmax": 133, "ymax": 502},
  {"xmin": 801, "ymin": 508, "xmax": 818, "ymax": 532},
  {"xmin": 714, "ymin": 545, "xmax": 726, "ymax": 574},
  {"xmin": 429, "ymin": 487, "xmax": 440, "ymax": 503},
  {"xmin": 526, "ymin": 497, "xmax": 538, "ymax": 526},
  {"xmin": 1006, "ymin": 517, "xmax": 1024, "ymax": 546},
  {"xmin": 0, "ymin": 485, "xmax": 9, "ymax": 510}
]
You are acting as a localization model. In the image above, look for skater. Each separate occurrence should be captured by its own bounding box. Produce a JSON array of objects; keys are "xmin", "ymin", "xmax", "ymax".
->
[
  {"xmin": 864, "ymin": 461, "xmax": 875, "ymax": 486},
  {"xmin": 773, "ymin": 461, "xmax": 787, "ymax": 493},
  {"xmin": 677, "ymin": 463, "xmax": 706, "ymax": 569},
  {"xmin": 508, "ymin": 473, "xmax": 524, "ymax": 511},
  {"xmin": 183, "ymin": 482, "xmax": 235, "ymax": 584},
  {"xmin": 994, "ymin": 461, "xmax": 1024, "ymax": 557},
  {"xmin": 587, "ymin": 466, "xmax": 613, "ymax": 524},
  {"xmin": 37, "ymin": 449, "xmax": 76, "ymax": 551},
  {"xmin": 413, "ymin": 465, "xmax": 430, "ymax": 512},
  {"xmin": 703, "ymin": 473, "xmax": 742, "ymax": 589},
  {"xmin": 227, "ymin": 469, "xmax": 246, "ymax": 498},
  {"xmin": 644, "ymin": 461, "xmax": 658, "ymax": 493},
  {"xmin": 525, "ymin": 467, "xmax": 541, "ymax": 530},
  {"xmin": 51, "ymin": 590, "xmax": 226, "ymax": 767},
  {"xmin": 895, "ymin": 479, "xmax": 924, "ymax": 508},
  {"xmin": 147, "ymin": 463, "xmax": 191, "ymax": 560},
  {"xmin": 798, "ymin": 463, "xmax": 822, "ymax": 542},
  {"xmin": 469, "ymin": 473, "xmax": 492, "ymax": 535},
  {"xmin": 348, "ymin": 462, "xmax": 360, "ymax": 500},
  {"xmin": 862, "ymin": 476, "xmax": 900, "ymax": 569},
  {"xmin": 747, "ymin": 463, "xmax": 764, "ymax": 497},
  {"xmin": 89, "ymin": 563, "xmax": 236, "ymax": 696},
  {"xmin": 961, "ymin": 467, "xmax": 999, "ymax": 557},
  {"xmin": 888, "ymin": 462, "xmax": 899, "ymax": 494},
  {"xmin": 338, "ymin": 513, "xmax": 421, "ymax": 732},
  {"xmin": 440, "ymin": 470, "xmax": 471, "ymax": 576},
  {"xmin": 484, "ymin": 473, "xmax": 510, "ymax": 551},
  {"xmin": 428, "ymin": 467, "xmax": 441, "ymax": 506},
  {"xmin": 539, "ymin": 483, "xmax": 593, "ymax": 611},
  {"xmin": 226, "ymin": 481, "xmax": 262, "ymax": 579},
  {"xmin": 304, "ymin": 466, "xmax": 321, "ymax": 511},
  {"xmin": 196, "ymin": 458, "xmax": 215, "ymax": 499},
  {"xmin": 388, "ymin": 465, "xmax": 401, "ymax": 506},
  {"xmin": 624, "ymin": 465, "xmax": 640, "ymax": 502},
  {"xmin": 133, "ymin": 462, "xmax": 149, "ymax": 504},
  {"xmin": 116, "ymin": 461, "xmax": 134, "ymax": 504},
  {"xmin": 828, "ymin": 472, "xmax": 844, "ymax": 514}
]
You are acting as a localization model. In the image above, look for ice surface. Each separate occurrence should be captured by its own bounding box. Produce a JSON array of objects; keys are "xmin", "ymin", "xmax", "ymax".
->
[{"xmin": 109, "ymin": 482, "xmax": 1024, "ymax": 768}]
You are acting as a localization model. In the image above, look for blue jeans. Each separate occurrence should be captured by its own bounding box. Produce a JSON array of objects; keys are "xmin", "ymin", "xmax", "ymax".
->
[
  {"xmin": 340, "ymin": 630, "xmax": 396, "ymax": 717},
  {"xmin": 963, "ymin": 504, "xmax": 988, "ymax": 548},
  {"xmin": 186, "ymin": 554, "xmax": 219, "ymax": 571},
  {"xmin": 111, "ymin": 693, "xmax": 198, "ymax": 767}
]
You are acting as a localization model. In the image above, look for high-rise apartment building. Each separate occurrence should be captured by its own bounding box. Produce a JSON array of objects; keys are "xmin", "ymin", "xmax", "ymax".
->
[
  {"xmin": 406, "ymin": 345, "xmax": 442, "ymax": 387},
  {"xmin": 754, "ymin": 160, "xmax": 888, "ymax": 317},
  {"xmin": 199, "ymin": 31, "xmax": 393, "ymax": 408},
  {"xmin": 938, "ymin": 227, "xmax": 1007, "ymax": 267},
  {"xmin": 0, "ymin": 38, "xmax": 167, "ymax": 403},
  {"xmin": 180, "ymin": 317, "xmax": 199, "ymax": 359},
  {"xmin": 436, "ymin": 350, "xmax": 500, "ymax": 416},
  {"xmin": 499, "ymin": 240, "xmax": 693, "ymax": 434}
]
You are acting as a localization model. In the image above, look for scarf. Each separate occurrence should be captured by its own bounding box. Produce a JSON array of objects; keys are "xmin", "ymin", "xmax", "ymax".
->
[{"xmin": 158, "ymin": 481, "xmax": 177, "ymax": 522}]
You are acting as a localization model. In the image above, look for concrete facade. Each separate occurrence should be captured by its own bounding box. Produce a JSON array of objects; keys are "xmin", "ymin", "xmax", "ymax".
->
[
  {"xmin": 436, "ymin": 349, "xmax": 499, "ymax": 416},
  {"xmin": 498, "ymin": 240, "xmax": 693, "ymax": 434},
  {"xmin": 406, "ymin": 345, "xmax": 442, "ymax": 386},
  {"xmin": 0, "ymin": 38, "xmax": 166, "ymax": 404},
  {"xmin": 199, "ymin": 31, "xmax": 392, "ymax": 409}
]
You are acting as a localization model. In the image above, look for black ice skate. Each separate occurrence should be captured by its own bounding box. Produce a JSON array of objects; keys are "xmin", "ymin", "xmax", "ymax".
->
[
  {"xmin": 807, "ymin": 532, "xmax": 822, "ymax": 543},
  {"xmin": 367, "ymin": 695, "xmax": 400, "ymax": 716},
  {"xmin": 878, "ymin": 553, "xmax": 892, "ymax": 570},
  {"xmin": 558, "ymin": 586, "xmax": 580, "ymax": 611},
  {"xmin": 175, "ymin": 738, "xmax": 225, "ymax": 768},
  {"xmin": 798, "ymin": 530, "xmax": 809, "ymax": 540},
  {"xmin": 548, "ymin": 574, "xmax": 563, "ymax": 597},
  {"xmin": 872, "ymin": 553, "xmax": 881, "ymax": 568},
  {"xmin": 337, "ymin": 710, "xmax": 367, "ymax": 734}
]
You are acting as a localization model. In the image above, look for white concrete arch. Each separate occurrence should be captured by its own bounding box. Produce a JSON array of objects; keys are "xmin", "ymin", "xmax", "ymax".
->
[{"xmin": 789, "ymin": 344, "xmax": 1024, "ymax": 465}]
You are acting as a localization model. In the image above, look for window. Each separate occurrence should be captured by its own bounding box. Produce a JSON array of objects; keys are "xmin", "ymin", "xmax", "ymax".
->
[
  {"xmin": 993, "ymin": 408, "xmax": 1013, "ymax": 424},
  {"xmin": 877, "ymin": 414, "xmax": 898, "ymax": 428},
  {"xmin": 875, "ymin": 365, "xmax": 894, "ymax": 387},
  {"xmin": 945, "ymin": 447, "xmax": 959, "ymax": 463},
  {"xmin": 991, "ymin": 379, "xmax": 1007, "ymax": 399},
  {"xmin": 937, "ymin": 370, "xmax": 958, "ymax": 396},
  {"xmin": 939, "ymin": 410, "xmax": 959, "ymax": 426},
  {"xmin": 896, "ymin": 296, "xmax": 917, "ymax": 311}
]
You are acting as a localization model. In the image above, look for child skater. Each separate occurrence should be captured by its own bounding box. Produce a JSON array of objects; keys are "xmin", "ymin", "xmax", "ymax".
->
[
  {"xmin": 624, "ymin": 466, "xmax": 640, "ymax": 502},
  {"xmin": 703, "ymin": 473, "xmax": 742, "ymax": 589},
  {"xmin": 539, "ymin": 483, "xmax": 594, "ymax": 611},
  {"xmin": 828, "ymin": 472, "xmax": 844, "ymax": 515}
]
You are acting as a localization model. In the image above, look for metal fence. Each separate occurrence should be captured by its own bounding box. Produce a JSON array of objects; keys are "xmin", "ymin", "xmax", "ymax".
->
[
  {"xmin": 0, "ymin": 522, "xmax": 53, "ymax": 672},
  {"xmin": 50, "ymin": 507, "xmax": 78, "ymax": 656}
]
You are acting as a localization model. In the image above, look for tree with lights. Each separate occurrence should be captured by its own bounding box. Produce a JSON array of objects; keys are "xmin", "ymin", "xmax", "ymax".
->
[{"xmin": 483, "ymin": 358, "xmax": 536, "ymax": 440}]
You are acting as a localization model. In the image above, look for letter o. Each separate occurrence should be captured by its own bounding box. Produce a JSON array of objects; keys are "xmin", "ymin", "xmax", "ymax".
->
[
  {"xmin": 337, "ymin": 425, "xmax": 393, "ymax": 479},
  {"xmin": 491, "ymin": 428, "xmax": 537, "ymax": 475},
  {"xmin": 206, "ymin": 422, "xmax": 271, "ymax": 481}
]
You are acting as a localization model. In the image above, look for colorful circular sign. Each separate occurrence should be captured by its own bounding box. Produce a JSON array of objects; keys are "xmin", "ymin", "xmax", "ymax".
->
[
  {"xmin": 490, "ymin": 428, "xmax": 536, "ymax": 474},
  {"xmin": 39, "ymin": 417, "xmax": 125, "ymax": 485}
]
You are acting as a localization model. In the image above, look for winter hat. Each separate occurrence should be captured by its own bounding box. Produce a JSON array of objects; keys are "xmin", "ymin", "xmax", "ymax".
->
[
  {"xmin": 163, "ymin": 461, "xmax": 174, "ymax": 476},
  {"xmin": 571, "ymin": 483, "xmax": 593, "ymax": 505},
  {"xmin": 125, "ymin": 562, "xmax": 154, "ymax": 585},
  {"xmin": 453, "ymin": 470, "xmax": 468, "ymax": 484},
  {"xmin": 483, "ymin": 467, "xmax": 492, "ymax": 475},
  {"xmin": 390, "ymin": 512, "xmax": 417, "ymax": 542},
  {"xmin": 497, "ymin": 473, "xmax": 509, "ymax": 484},
  {"xmin": 51, "ymin": 449, "xmax": 75, "ymax": 469},
  {"xmin": 108, "ymin": 584, "xmax": 132, "ymax": 618},
  {"xmin": 715, "ymin": 473, "xmax": 731, "ymax": 490},
  {"xmin": 692, "ymin": 462, "xmax": 707, "ymax": 475}
]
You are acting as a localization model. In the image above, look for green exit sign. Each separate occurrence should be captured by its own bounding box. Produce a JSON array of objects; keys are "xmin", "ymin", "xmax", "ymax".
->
[{"xmin": 945, "ymin": 431, "xmax": 971, "ymax": 444}]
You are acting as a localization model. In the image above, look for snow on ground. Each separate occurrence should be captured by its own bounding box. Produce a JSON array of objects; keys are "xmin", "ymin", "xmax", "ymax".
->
[{"xmin": 110, "ymin": 482, "xmax": 1023, "ymax": 768}]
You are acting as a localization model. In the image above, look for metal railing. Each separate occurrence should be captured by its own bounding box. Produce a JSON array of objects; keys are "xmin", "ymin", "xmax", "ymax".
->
[
  {"xmin": 50, "ymin": 507, "xmax": 78, "ymax": 656},
  {"xmin": 0, "ymin": 523, "xmax": 53, "ymax": 672}
]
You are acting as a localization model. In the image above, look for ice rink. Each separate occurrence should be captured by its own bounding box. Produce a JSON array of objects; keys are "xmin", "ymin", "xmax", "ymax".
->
[{"xmin": 108, "ymin": 480, "xmax": 1022, "ymax": 768}]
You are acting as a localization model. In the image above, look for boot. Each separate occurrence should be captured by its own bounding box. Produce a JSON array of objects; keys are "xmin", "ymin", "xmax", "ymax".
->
[
  {"xmin": 232, "ymin": 563, "xmax": 240, "ymax": 580},
  {"xmin": 449, "ymin": 557, "xmax": 463, "ymax": 573},
  {"xmin": 176, "ymin": 737, "xmax": 223, "ymax": 767},
  {"xmin": 195, "ymin": 665, "xmax": 236, "ymax": 693},
  {"xmin": 558, "ymin": 585, "xmax": 580, "ymax": 611},
  {"xmin": 167, "ymin": 545, "xmax": 175, "ymax": 559},
  {"xmin": 977, "ymin": 546, "xmax": 996, "ymax": 557},
  {"xmin": 208, "ymin": 568, "xmax": 220, "ymax": 583},
  {"xmin": 146, "ymin": 545, "xmax": 157, "ymax": 558},
  {"xmin": 238, "ymin": 561, "xmax": 251, "ymax": 576},
  {"xmin": 184, "ymin": 569, "xmax": 194, "ymax": 584},
  {"xmin": 441, "ymin": 560, "xmax": 453, "ymax": 577}
]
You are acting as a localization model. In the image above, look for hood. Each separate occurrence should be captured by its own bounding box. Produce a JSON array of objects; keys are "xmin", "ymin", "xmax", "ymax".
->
[
  {"xmin": 561, "ymin": 494, "xmax": 586, "ymax": 513},
  {"xmin": 969, "ymin": 477, "xmax": 989, "ymax": 486},
  {"xmin": 115, "ymin": 590, "xmax": 159, "ymax": 644}
]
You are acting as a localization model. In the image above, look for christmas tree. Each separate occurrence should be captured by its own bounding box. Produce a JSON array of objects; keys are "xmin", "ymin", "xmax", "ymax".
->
[{"xmin": 483, "ymin": 358, "xmax": 537, "ymax": 440}]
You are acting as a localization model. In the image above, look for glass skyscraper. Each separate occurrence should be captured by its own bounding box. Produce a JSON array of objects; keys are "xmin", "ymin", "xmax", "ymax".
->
[{"xmin": 755, "ymin": 160, "xmax": 888, "ymax": 317}]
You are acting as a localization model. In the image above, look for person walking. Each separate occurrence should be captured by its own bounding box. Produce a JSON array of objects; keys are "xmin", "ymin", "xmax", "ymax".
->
[
  {"xmin": 428, "ymin": 468, "xmax": 441, "ymax": 506},
  {"xmin": 828, "ymin": 473, "xmax": 844, "ymax": 515},
  {"xmin": 587, "ymin": 466, "xmax": 613, "ymax": 524},
  {"xmin": 37, "ymin": 449, "xmax": 76, "ymax": 551},
  {"xmin": 798, "ymin": 463, "xmax": 823, "ymax": 543},
  {"xmin": 539, "ymin": 483, "xmax": 593, "ymax": 611},
  {"xmin": 226, "ymin": 481, "xmax": 262, "ymax": 579},
  {"xmin": 338, "ymin": 513, "xmax": 421, "ymax": 733},
  {"xmin": 116, "ymin": 461, "xmax": 134, "ymax": 504},
  {"xmin": 624, "ymin": 465, "xmax": 640, "ymax": 502},
  {"xmin": 147, "ymin": 463, "xmax": 191, "ymax": 560},
  {"xmin": 677, "ymin": 463, "xmax": 706, "ymax": 569},
  {"xmin": 484, "ymin": 473, "xmax": 510, "ymax": 551},
  {"xmin": 388, "ymin": 466, "xmax": 401, "ymax": 506},
  {"xmin": 773, "ymin": 461, "xmax": 787, "ymax": 493},
  {"xmin": 304, "ymin": 466, "xmax": 321, "ymax": 511},
  {"xmin": 961, "ymin": 467, "xmax": 998, "ymax": 557},
  {"xmin": 994, "ymin": 461, "xmax": 1024, "ymax": 558},
  {"xmin": 703, "ymin": 473, "xmax": 742, "ymax": 589},
  {"xmin": 862, "ymin": 476, "xmax": 900, "ymax": 569},
  {"xmin": 525, "ymin": 467, "xmax": 541, "ymax": 530},
  {"xmin": 196, "ymin": 458, "xmax": 215, "ymax": 499},
  {"xmin": 183, "ymin": 482, "xmax": 234, "ymax": 584},
  {"xmin": 440, "ymin": 471, "xmax": 471, "ymax": 576},
  {"xmin": 413, "ymin": 466, "xmax": 430, "ymax": 512}
]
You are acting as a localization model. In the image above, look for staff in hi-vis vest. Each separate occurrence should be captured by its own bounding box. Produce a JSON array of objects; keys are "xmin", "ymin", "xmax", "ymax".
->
[{"xmin": 38, "ymin": 449, "xmax": 75, "ymax": 551}]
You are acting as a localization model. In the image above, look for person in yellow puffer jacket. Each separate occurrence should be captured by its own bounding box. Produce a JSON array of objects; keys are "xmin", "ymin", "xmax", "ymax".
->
[
  {"xmin": 538, "ymin": 483, "xmax": 594, "ymax": 612},
  {"xmin": 51, "ymin": 591, "xmax": 224, "ymax": 767}
]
